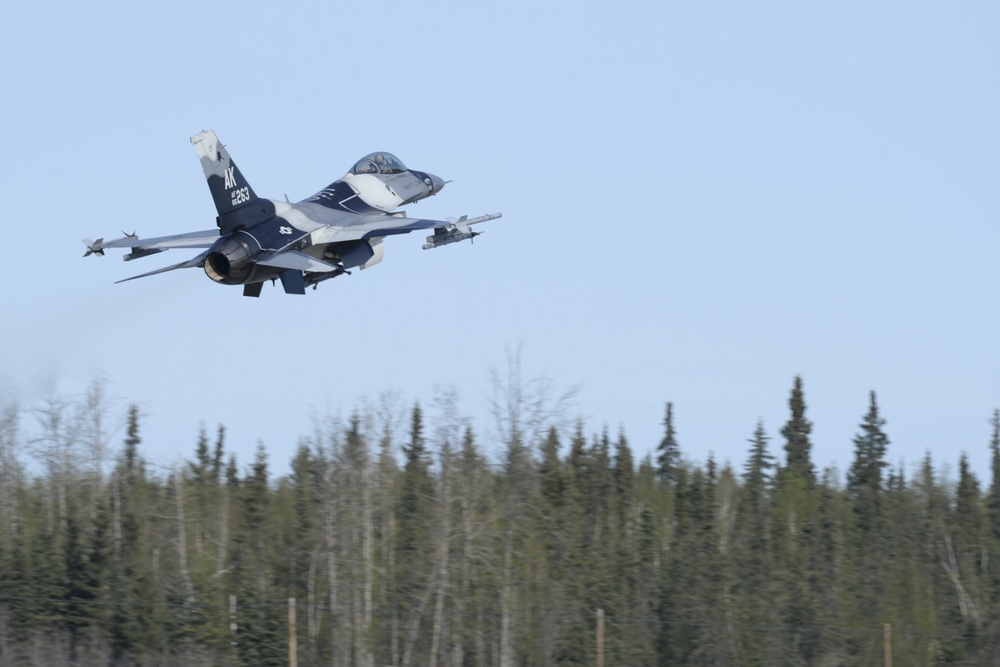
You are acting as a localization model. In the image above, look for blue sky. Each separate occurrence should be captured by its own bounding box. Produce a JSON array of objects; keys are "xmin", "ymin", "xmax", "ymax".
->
[{"xmin": 1, "ymin": 1, "xmax": 998, "ymax": 481}]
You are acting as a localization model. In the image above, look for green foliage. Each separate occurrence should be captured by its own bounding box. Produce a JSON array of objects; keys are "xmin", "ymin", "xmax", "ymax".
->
[
  {"xmin": 656, "ymin": 402, "xmax": 681, "ymax": 484},
  {"xmin": 780, "ymin": 375, "xmax": 815, "ymax": 484},
  {"xmin": 848, "ymin": 391, "xmax": 890, "ymax": 499},
  {"xmin": 1, "ymin": 383, "xmax": 1000, "ymax": 665}
]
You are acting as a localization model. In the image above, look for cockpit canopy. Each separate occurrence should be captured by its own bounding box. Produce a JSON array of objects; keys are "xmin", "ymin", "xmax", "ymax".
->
[{"xmin": 351, "ymin": 152, "xmax": 407, "ymax": 175}]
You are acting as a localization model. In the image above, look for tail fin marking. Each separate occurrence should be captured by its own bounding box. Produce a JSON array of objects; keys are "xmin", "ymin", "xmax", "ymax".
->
[{"xmin": 191, "ymin": 130, "xmax": 273, "ymax": 234}]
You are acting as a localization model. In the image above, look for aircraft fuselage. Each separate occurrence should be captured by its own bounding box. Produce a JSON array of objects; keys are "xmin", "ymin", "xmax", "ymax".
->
[{"xmin": 84, "ymin": 133, "xmax": 497, "ymax": 297}]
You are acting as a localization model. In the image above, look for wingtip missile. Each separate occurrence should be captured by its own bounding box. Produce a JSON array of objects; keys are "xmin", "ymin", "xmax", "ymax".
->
[
  {"xmin": 82, "ymin": 238, "xmax": 105, "ymax": 257},
  {"xmin": 83, "ymin": 232, "xmax": 142, "ymax": 258}
]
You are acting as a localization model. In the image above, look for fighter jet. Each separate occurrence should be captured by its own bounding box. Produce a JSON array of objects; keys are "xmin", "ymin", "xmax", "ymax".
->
[{"xmin": 84, "ymin": 130, "xmax": 501, "ymax": 296}]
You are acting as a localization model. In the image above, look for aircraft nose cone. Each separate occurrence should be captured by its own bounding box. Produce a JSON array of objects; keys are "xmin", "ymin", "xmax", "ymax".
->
[{"xmin": 428, "ymin": 173, "xmax": 445, "ymax": 195}]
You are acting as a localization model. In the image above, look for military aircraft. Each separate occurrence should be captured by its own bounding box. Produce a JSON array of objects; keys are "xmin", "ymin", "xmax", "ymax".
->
[{"xmin": 84, "ymin": 130, "xmax": 501, "ymax": 296}]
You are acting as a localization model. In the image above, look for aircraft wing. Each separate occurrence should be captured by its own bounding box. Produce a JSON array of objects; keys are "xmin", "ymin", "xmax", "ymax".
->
[
  {"xmin": 114, "ymin": 251, "xmax": 209, "ymax": 283},
  {"xmin": 83, "ymin": 229, "xmax": 220, "ymax": 257},
  {"xmin": 324, "ymin": 212, "xmax": 502, "ymax": 243}
]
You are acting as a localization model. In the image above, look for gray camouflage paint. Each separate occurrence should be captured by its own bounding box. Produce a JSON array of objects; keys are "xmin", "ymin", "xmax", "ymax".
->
[{"xmin": 85, "ymin": 130, "xmax": 500, "ymax": 296}]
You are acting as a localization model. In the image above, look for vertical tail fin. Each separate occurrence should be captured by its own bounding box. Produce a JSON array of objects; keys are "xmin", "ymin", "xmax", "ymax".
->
[{"xmin": 191, "ymin": 130, "xmax": 273, "ymax": 234}]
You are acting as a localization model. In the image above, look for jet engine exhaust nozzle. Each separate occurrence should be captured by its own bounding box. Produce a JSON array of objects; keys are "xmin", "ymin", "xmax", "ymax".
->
[{"xmin": 204, "ymin": 238, "xmax": 255, "ymax": 284}]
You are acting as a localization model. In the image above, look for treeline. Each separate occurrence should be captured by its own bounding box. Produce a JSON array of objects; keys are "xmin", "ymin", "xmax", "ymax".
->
[{"xmin": 0, "ymin": 376, "xmax": 999, "ymax": 666}]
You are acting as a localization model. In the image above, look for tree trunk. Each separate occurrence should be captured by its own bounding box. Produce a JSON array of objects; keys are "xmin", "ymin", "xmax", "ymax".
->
[
  {"xmin": 361, "ymin": 435, "xmax": 374, "ymax": 667},
  {"xmin": 499, "ymin": 529, "xmax": 514, "ymax": 667},
  {"xmin": 401, "ymin": 560, "xmax": 440, "ymax": 667},
  {"xmin": 174, "ymin": 464, "xmax": 196, "ymax": 603},
  {"xmin": 325, "ymin": 466, "xmax": 339, "ymax": 667},
  {"xmin": 429, "ymin": 460, "xmax": 451, "ymax": 665}
]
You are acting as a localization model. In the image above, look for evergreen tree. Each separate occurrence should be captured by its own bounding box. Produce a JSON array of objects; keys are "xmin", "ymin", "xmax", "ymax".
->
[
  {"xmin": 739, "ymin": 419, "xmax": 775, "ymax": 655},
  {"xmin": 592, "ymin": 429, "xmax": 614, "ymax": 505},
  {"xmin": 123, "ymin": 403, "xmax": 140, "ymax": 474},
  {"xmin": 780, "ymin": 375, "xmax": 815, "ymax": 484},
  {"xmin": 848, "ymin": 391, "xmax": 890, "ymax": 500},
  {"xmin": 395, "ymin": 403, "xmax": 435, "ymax": 660},
  {"xmin": 402, "ymin": 402, "xmax": 427, "ymax": 465},
  {"xmin": 234, "ymin": 442, "xmax": 283, "ymax": 666},
  {"xmin": 212, "ymin": 425, "xmax": 226, "ymax": 483},
  {"xmin": 566, "ymin": 420, "xmax": 588, "ymax": 487},
  {"xmin": 845, "ymin": 390, "xmax": 891, "ymax": 655},
  {"xmin": 613, "ymin": 428, "xmax": 635, "ymax": 504},
  {"xmin": 539, "ymin": 426, "xmax": 564, "ymax": 510},
  {"xmin": 656, "ymin": 402, "xmax": 681, "ymax": 484},
  {"xmin": 62, "ymin": 512, "xmax": 94, "ymax": 656},
  {"xmin": 10, "ymin": 380, "xmax": 1000, "ymax": 663},
  {"xmin": 743, "ymin": 420, "xmax": 774, "ymax": 506},
  {"xmin": 773, "ymin": 388, "xmax": 826, "ymax": 666},
  {"xmin": 110, "ymin": 404, "xmax": 157, "ymax": 664},
  {"xmin": 956, "ymin": 453, "xmax": 980, "ymax": 526},
  {"xmin": 191, "ymin": 426, "xmax": 211, "ymax": 483},
  {"xmin": 660, "ymin": 462, "xmax": 725, "ymax": 665}
]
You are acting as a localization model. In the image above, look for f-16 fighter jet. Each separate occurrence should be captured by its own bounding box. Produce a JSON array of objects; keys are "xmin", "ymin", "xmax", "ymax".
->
[{"xmin": 84, "ymin": 130, "xmax": 501, "ymax": 296}]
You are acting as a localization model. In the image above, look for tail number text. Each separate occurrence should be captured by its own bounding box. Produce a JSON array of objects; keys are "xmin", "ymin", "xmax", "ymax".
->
[{"xmin": 231, "ymin": 187, "xmax": 250, "ymax": 206}]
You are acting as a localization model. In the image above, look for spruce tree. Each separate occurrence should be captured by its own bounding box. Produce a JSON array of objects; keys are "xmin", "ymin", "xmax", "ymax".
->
[
  {"xmin": 743, "ymin": 420, "xmax": 774, "ymax": 506},
  {"xmin": 614, "ymin": 429, "xmax": 635, "ymax": 504},
  {"xmin": 737, "ymin": 423, "xmax": 776, "ymax": 665},
  {"xmin": 846, "ymin": 390, "xmax": 891, "ymax": 646},
  {"xmin": 211, "ymin": 425, "xmax": 225, "ymax": 483},
  {"xmin": 848, "ymin": 391, "xmax": 890, "ymax": 499},
  {"xmin": 401, "ymin": 402, "xmax": 427, "ymax": 465},
  {"xmin": 395, "ymin": 403, "xmax": 434, "ymax": 658},
  {"xmin": 191, "ymin": 426, "xmax": 211, "ymax": 483},
  {"xmin": 956, "ymin": 453, "xmax": 980, "ymax": 527},
  {"xmin": 780, "ymin": 375, "xmax": 815, "ymax": 484},
  {"xmin": 656, "ymin": 403, "xmax": 681, "ymax": 484},
  {"xmin": 111, "ymin": 404, "xmax": 153, "ymax": 664},
  {"xmin": 539, "ymin": 426, "xmax": 564, "ymax": 509},
  {"xmin": 123, "ymin": 404, "xmax": 140, "ymax": 474},
  {"xmin": 774, "ymin": 382, "xmax": 826, "ymax": 666},
  {"xmin": 234, "ymin": 443, "xmax": 283, "ymax": 665}
]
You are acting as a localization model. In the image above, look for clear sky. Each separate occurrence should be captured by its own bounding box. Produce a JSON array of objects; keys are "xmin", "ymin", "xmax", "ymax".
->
[{"xmin": 1, "ymin": 1, "xmax": 998, "ymax": 481}]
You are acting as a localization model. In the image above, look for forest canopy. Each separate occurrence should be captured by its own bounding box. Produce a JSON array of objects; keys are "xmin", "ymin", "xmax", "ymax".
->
[{"xmin": 0, "ymin": 374, "xmax": 998, "ymax": 666}]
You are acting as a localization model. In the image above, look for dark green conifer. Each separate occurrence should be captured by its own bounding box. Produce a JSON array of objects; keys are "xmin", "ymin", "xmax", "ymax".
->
[
  {"xmin": 212, "ymin": 425, "xmax": 225, "ymax": 482},
  {"xmin": 395, "ymin": 402, "xmax": 435, "ymax": 657},
  {"xmin": 402, "ymin": 402, "xmax": 427, "ymax": 465},
  {"xmin": 614, "ymin": 428, "xmax": 634, "ymax": 502},
  {"xmin": 957, "ymin": 453, "xmax": 979, "ymax": 522},
  {"xmin": 110, "ymin": 404, "xmax": 154, "ymax": 664},
  {"xmin": 123, "ymin": 404, "xmax": 140, "ymax": 474},
  {"xmin": 780, "ymin": 376, "xmax": 815, "ymax": 484},
  {"xmin": 191, "ymin": 426, "xmax": 210, "ymax": 481},
  {"xmin": 656, "ymin": 403, "xmax": 681, "ymax": 484},
  {"xmin": 744, "ymin": 420, "xmax": 774, "ymax": 504},
  {"xmin": 539, "ymin": 426, "xmax": 564, "ymax": 508},
  {"xmin": 848, "ymin": 391, "xmax": 890, "ymax": 497}
]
